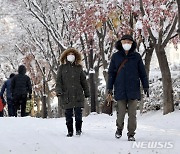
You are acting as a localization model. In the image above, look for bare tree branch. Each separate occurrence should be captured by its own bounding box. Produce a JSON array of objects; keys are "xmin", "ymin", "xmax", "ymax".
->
[{"xmin": 162, "ymin": 15, "xmax": 178, "ymax": 47}]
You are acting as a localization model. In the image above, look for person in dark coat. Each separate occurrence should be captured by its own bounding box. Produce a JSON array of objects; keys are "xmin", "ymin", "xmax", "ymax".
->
[
  {"xmin": 56, "ymin": 48, "xmax": 90, "ymax": 137},
  {"xmin": 107, "ymin": 34, "xmax": 149, "ymax": 141},
  {"xmin": 0, "ymin": 73, "xmax": 15, "ymax": 116},
  {"xmin": 11, "ymin": 65, "xmax": 32, "ymax": 117}
]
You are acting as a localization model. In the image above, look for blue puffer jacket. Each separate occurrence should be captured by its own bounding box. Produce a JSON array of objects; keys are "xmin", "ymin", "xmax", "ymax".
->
[
  {"xmin": 0, "ymin": 79, "xmax": 13, "ymax": 100},
  {"xmin": 107, "ymin": 39, "xmax": 149, "ymax": 101}
]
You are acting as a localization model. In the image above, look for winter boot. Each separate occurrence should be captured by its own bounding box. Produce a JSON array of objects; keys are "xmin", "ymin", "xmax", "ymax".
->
[
  {"xmin": 128, "ymin": 135, "xmax": 135, "ymax": 141},
  {"xmin": 76, "ymin": 130, "xmax": 82, "ymax": 135},
  {"xmin": 115, "ymin": 128, "xmax": 122, "ymax": 139},
  {"xmin": 76, "ymin": 122, "xmax": 82, "ymax": 135},
  {"xmin": 67, "ymin": 132, "xmax": 73, "ymax": 137},
  {"xmin": 67, "ymin": 124, "xmax": 73, "ymax": 137}
]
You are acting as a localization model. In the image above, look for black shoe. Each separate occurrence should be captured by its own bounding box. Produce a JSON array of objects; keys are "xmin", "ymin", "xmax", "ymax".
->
[
  {"xmin": 115, "ymin": 129, "xmax": 122, "ymax": 139},
  {"xmin": 75, "ymin": 121, "xmax": 82, "ymax": 134},
  {"xmin": 76, "ymin": 130, "xmax": 82, "ymax": 135},
  {"xmin": 67, "ymin": 124, "xmax": 73, "ymax": 137},
  {"xmin": 128, "ymin": 135, "xmax": 135, "ymax": 141},
  {"xmin": 67, "ymin": 132, "xmax": 73, "ymax": 137}
]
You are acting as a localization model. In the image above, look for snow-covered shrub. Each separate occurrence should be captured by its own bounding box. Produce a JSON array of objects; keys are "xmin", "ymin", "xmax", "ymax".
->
[{"xmin": 142, "ymin": 64, "xmax": 180, "ymax": 113}]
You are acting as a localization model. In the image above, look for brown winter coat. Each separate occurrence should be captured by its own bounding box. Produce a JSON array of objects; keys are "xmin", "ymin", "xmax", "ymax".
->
[{"xmin": 56, "ymin": 48, "xmax": 90, "ymax": 109}]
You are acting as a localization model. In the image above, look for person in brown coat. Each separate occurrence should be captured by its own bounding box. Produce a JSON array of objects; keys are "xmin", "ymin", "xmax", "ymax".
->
[{"xmin": 56, "ymin": 48, "xmax": 90, "ymax": 137}]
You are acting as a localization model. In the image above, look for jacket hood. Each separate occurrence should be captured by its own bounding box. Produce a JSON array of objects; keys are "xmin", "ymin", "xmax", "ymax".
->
[
  {"xmin": 18, "ymin": 65, "xmax": 26, "ymax": 75},
  {"xmin": 115, "ymin": 35, "xmax": 137, "ymax": 54},
  {"xmin": 60, "ymin": 48, "xmax": 82, "ymax": 65}
]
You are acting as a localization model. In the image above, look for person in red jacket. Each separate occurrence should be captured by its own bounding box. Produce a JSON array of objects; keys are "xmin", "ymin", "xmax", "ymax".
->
[{"xmin": 0, "ymin": 96, "xmax": 6, "ymax": 117}]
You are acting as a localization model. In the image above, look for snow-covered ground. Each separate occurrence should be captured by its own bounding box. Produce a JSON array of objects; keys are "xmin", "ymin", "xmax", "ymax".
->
[{"xmin": 0, "ymin": 110, "xmax": 180, "ymax": 154}]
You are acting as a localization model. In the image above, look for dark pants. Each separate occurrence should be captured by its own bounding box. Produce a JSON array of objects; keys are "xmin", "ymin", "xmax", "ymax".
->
[
  {"xmin": 65, "ymin": 107, "xmax": 83, "ymax": 133},
  {"xmin": 7, "ymin": 98, "xmax": 15, "ymax": 117},
  {"xmin": 13, "ymin": 94, "xmax": 27, "ymax": 117},
  {"xmin": 116, "ymin": 100, "xmax": 137, "ymax": 137},
  {"xmin": 0, "ymin": 111, "xmax": 3, "ymax": 117}
]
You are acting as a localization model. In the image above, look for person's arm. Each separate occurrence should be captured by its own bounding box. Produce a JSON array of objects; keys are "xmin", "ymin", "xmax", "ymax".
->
[
  {"xmin": 138, "ymin": 55, "xmax": 149, "ymax": 96},
  {"xmin": 0, "ymin": 81, "xmax": 7, "ymax": 97},
  {"xmin": 80, "ymin": 69, "xmax": 90, "ymax": 98},
  {"xmin": 11, "ymin": 77, "xmax": 15, "ymax": 96},
  {"xmin": 107, "ymin": 54, "xmax": 116, "ymax": 93},
  {"xmin": 138, "ymin": 56, "xmax": 149, "ymax": 88},
  {"xmin": 55, "ymin": 65, "xmax": 63, "ymax": 96}
]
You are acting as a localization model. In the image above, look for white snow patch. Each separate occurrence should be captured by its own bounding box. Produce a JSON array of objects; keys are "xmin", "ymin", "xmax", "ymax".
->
[{"xmin": 0, "ymin": 110, "xmax": 180, "ymax": 154}]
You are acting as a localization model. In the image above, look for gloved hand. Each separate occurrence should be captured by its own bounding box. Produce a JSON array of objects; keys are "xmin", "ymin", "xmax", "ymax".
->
[
  {"xmin": 85, "ymin": 91, "xmax": 90, "ymax": 98},
  {"xmin": 85, "ymin": 94, "xmax": 90, "ymax": 98},
  {"xmin": 29, "ymin": 94, "xmax": 32, "ymax": 99},
  {"xmin": 108, "ymin": 89, "xmax": 113, "ymax": 95},
  {"xmin": 56, "ymin": 93, "xmax": 62, "ymax": 97},
  {"xmin": 144, "ymin": 88, "xmax": 149, "ymax": 97}
]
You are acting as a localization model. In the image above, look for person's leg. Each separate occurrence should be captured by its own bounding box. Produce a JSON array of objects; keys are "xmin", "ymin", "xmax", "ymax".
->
[
  {"xmin": 7, "ymin": 98, "xmax": 13, "ymax": 116},
  {"xmin": 115, "ymin": 100, "xmax": 127, "ymax": 138},
  {"xmin": 13, "ymin": 95, "xmax": 20, "ymax": 117},
  {"xmin": 127, "ymin": 99, "xmax": 138, "ymax": 141},
  {"xmin": 74, "ymin": 107, "xmax": 83, "ymax": 135},
  {"xmin": 116, "ymin": 100, "xmax": 127, "ymax": 130},
  {"xmin": 12, "ymin": 99, "xmax": 16, "ymax": 117},
  {"xmin": 0, "ymin": 111, "xmax": 3, "ymax": 117},
  {"xmin": 8, "ymin": 104, "xmax": 13, "ymax": 117},
  {"xmin": 21, "ymin": 94, "xmax": 27, "ymax": 117},
  {"xmin": 65, "ymin": 108, "xmax": 73, "ymax": 137}
]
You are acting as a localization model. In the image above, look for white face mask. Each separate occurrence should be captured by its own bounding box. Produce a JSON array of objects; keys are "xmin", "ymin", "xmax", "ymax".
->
[
  {"xmin": 67, "ymin": 55, "xmax": 75, "ymax": 62},
  {"xmin": 122, "ymin": 43, "xmax": 132, "ymax": 51}
]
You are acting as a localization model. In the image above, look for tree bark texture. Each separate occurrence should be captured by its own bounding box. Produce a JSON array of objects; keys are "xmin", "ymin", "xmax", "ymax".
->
[
  {"xmin": 89, "ymin": 40, "xmax": 96, "ymax": 112},
  {"xmin": 155, "ymin": 47, "xmax": 174, "ymax": 115},
  {"xmin": 177, "ymin": 0, "xmax": 180, "ymax": 37},
  {"xmin": 144, "ymin": 48, "xmax": 154, "ymax": 79}
]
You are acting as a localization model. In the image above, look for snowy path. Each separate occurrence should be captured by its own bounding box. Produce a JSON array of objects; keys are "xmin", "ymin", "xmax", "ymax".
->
[{"xmin": 0, "ymin": 110, "xmax": 180, "ymax": 154}]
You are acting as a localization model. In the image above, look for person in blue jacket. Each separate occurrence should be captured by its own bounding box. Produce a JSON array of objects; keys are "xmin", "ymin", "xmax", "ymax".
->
[
  {"xmin": 107, "ymin": 34, "xmax": 149, "ymax": 141},
  {"xmin": 0, "ymin": 73, "xmax": 15, "ymax": 116}
]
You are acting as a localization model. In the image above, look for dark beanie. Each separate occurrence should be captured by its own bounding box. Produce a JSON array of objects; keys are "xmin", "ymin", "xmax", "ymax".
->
[
  {"xmin": 18, "ymin": 65, "xmax": 26, "ymax": 75},
  {"xmin": 9, "ymin": 73, "xmax": 15, "ymax": 78},
  {"xmin": 121, "ymin": 34, "xmax": 133, "ymax": 41}
]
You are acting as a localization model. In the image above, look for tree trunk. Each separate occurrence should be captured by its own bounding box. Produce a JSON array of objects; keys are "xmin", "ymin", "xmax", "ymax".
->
[
  {"xmin": 144, "ymin": 48, "xmax": 154, "ymax": 78},
  {"xmin": 83, "ymin": 99, "xmax": 90, "ymax": 116},
  {"xmin": 95, "ymin": 66, "xmax": 100, "ymax": 113},
  {"xmin": 57, "ymin": 98, "xmax": 64, "ymax": 117},
  {"xmin": 89, "ymin": 40, "xmax": 96, "ymax": 112},
  {"xmin": 36, "ymin": 97, "xmax": 41, "ymax": 118},
  {"xmin": 89, "ymin": 72, "xmax": 96, "ymax": 112},
  {"xmin": 177, "ymin": 0, "xmax": 180, "ymax": 37},
  {"xmin": 46, "ymin": 95, "xmax": 52, "ymax": 118},
  {"xmin": 30, "ymin": 92, "xmax": 35, "ymax": 117},
  {"xmin": 155, "ymin": 46, "xmax": 174, "ymax": 115},
  {"xmin": 139, "ymin": 48, "xmax": 154, "ymax": 114}
]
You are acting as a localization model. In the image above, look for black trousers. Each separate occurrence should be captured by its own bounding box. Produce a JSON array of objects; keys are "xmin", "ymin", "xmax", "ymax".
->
[
  {"xmin": 7, "ymin": 98, "xmax": 15, "ymax": 117},
  {"xmin": 65, "ymin": 107, "xmax": 82, "ymax": 132},
  {"xmin": 13, "ymin": 94, "xmax": 27, "ymax": 117},
  {"xmin": 0, "ymin": 111, "xmax": 3, "ymax": 117}
]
